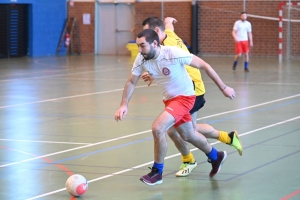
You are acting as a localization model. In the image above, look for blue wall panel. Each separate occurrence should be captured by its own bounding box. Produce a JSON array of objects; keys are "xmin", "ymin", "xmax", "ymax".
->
[{"xmin": 0, "ymin": 0, "xmax": 67, "ymax": 57}]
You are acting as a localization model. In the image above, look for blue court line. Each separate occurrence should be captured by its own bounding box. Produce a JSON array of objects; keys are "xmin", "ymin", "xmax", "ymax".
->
[
  {"xmin": 203, "ymin": 98, "xmax": 300, "ymax": 124},
  {"xmin": 224, "ymin": 127, "xmax": 300, "ymax": 182},
  {"xmin": 0, "ymin": 137, "xmax": 152, "ymax": 178},
  {"xmin": 41, "ymin": 137, "xmax": 153, "ymax": 166},
  {"xmin": 32, "ymin": 120, "xmax": 300, "ymax": 176},
  {"xmin": 1, "ymin": 98, "xmax": 299, "ymax": 177},
  {"xmin": 37, "ymin": 111, "xmax": 300, "ymax": 168},
  {"xmin": 225, "ymin": 149, "xmax": 300, "ymax": 182},
  {"xmin": 165, "ymin": 127, "xmax": 300, "ymax": 181},
  {"xmin": 30, "ymin": 98, "xmax": 300, "ymax": 122}
]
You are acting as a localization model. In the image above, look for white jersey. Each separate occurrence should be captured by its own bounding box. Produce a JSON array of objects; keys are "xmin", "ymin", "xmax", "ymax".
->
[
  {"xmin": 233, "ymin": 20, "xmax": 252, "ymax": 41},
  {"xmin": 132, "ymin": 45, "xmax": 195, "ymax": 100}
]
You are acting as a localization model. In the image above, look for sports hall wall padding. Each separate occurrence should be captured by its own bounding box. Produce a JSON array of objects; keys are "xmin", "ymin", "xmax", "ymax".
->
[{"xmin": 0, "ymin": 0, "xmax": 66, "ymax": 57}]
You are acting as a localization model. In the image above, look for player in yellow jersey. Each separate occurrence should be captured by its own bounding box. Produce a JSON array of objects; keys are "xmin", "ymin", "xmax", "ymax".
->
[{"xmin": 142, "ymin": 16, "xmax": 243, "ymax": 177}]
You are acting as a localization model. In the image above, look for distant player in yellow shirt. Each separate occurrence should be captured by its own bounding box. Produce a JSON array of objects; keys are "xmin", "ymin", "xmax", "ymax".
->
[{"xmin": 142, "ymin": 16, "xmax": 242, "ymax": 177}]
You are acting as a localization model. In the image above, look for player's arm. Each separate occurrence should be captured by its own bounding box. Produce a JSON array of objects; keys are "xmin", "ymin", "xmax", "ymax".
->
[
  {"xmin": 115, "ymin": 74, "xmax": 140, "ymax": 121},
  {"xmin": 189, "ymin": 56, "xmax": 236, "ymax": 100},
  {"xmin": 232, "ymin": 22, "xmax": 238, "ymax": 42},
  {"xmin": 164, "ymin": 17, "xmax": 177, "ymax": 31},
  {"xmin": 248, "ymin": 31, "xmax": 253, "ymax": 47},
  {"xmin": 232, "ymin": 29, "xmax": 238, "ymax": 42}
]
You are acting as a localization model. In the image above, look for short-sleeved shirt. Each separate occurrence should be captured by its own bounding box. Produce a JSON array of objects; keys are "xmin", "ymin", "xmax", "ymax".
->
[
  {"xmin": 163, "ymin": 29, "xmax": 205, "ymax": 96},
  {"xmin": 132, "ymin": 45, "xmax": 195, "ymax": 100},
  {"xmin": 233, "ymin": 20, "xmax": 252, "ymax": 41}
]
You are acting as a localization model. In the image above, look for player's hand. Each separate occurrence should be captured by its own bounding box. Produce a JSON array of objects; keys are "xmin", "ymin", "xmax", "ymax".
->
[
  {"xmin": 165, "ymin": 17, "xmax": 177, "ymax": 24},
  {"xmin": 115, "ymin": 106, "xmax": 128, "ymax": 121},
  {"xmin": 221, "ymin": 86, "xmax": 236, "ymax": 100},
  {"xmin": 141, "ymin": 72, "xmax": 154, "ymax": 86}
]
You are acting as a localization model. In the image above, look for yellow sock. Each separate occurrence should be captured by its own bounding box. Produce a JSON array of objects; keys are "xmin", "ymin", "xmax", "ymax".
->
[
  {"xmin": 182, "ymin": 152, "xmax": 195, "ymax": 163},
  {"xmin": 218, "ymin": 131, "xmax": 231, "ymax": 144}
]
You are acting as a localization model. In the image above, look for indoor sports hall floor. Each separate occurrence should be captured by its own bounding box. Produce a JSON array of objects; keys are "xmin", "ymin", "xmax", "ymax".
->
[{"xmin": 0, "ymin": 54, "xmax": 299, "ymax": 200}]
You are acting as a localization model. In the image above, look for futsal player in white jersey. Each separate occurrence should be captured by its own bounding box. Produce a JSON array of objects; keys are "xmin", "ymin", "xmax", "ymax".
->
[
  {"xmin": 142, "ymin": 17, "xmax": 243, "ymax": 178},
  {"xmin": 232, "ymin": 11, "xmax": 253, "ymax": 72},
  {"xmin": 115, "ymin": 29, "xmax": 236, "ymax": 186}
]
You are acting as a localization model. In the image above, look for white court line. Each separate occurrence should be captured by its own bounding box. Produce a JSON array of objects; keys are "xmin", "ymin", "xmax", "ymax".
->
[
  {"xmin": 1, "ymin": 91, "xmax": 299, "ymax": 144},
  {"xmin": 0, "ymin": 84, "xmax": 150, "ymax": 110},
  {"xmin": 0, "ymin": 139, "xmax": 90, "ymax": 145},
  {"xmin": 0, "ymin": 65, "xmax": 124, "ymax": 82},
  {"xmin": 197, "ymin": 93, "xmax": 300, "ymax": 120},
  {"xmin": 0, "ymin": 79, "xmax": 298, "ymax": 110},
  {"xmin": 0, "ymin": 67, "xmax": 125, "ymax": 83},
  {"xmin": 26, "ymin": 116, "xmax": 300, "ymax": 200},
  {"xmin": 0, "ymin": 130, "xmax": 151, "ymax": 168},
  {"xmin": 1, "ymin": 94, "xmax": 300, "ymax": 165},
  {"xmin": 204, "ymin": 81, "xmax": 300, "ymax": 86}
]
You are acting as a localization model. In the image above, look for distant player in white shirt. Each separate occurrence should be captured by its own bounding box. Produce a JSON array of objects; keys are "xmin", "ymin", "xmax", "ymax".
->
[
  {"xmin": 232, "ymin": 11, "xmax": 253, "ymax": 72},
  {"xmin": 115, "ymin": 29, "xmax": 236, "ymax": 186}
]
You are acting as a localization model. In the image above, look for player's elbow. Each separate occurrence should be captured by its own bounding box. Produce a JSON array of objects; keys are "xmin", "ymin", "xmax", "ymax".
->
[{"xmin": 202, "ymin": 62, "xmax": 212, "ymax": 72}]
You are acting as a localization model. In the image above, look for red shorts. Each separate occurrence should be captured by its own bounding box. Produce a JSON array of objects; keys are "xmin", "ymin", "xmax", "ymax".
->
[
  {"xmin": 163, "ymin": 95, "xmax": 196, "ymax": 127},
  {"xmin": 235, "ymin": 41, "xmax": 249, "ymax": 54}
]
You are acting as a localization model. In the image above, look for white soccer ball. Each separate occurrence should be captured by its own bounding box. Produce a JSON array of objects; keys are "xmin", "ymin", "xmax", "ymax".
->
[{"xmin": 65, "ymin": 174, "xmax": 88, "ymax": 196}]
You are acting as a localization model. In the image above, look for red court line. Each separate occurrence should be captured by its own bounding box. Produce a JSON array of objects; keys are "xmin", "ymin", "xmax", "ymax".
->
[
  {"xmin": 281, "ymin": 189, "xmax": 300, "ymax": 200},
  {"xmin": 0, "ymin": 146, "xmax": 73, "ymax": 176},
  {"xmin": 0, "ymin": 146, "xmax": 75, "ymax": 199}
]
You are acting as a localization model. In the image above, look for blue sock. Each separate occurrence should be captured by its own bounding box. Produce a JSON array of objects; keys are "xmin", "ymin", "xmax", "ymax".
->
[
  {"xmin": 206, "ymin": 147, "xmax": 218, "ymax": 161},
  {"xmin": 244, "ymin": 62, "xmax": 249, "ymax": 69},
  {"xmin": 233, "ymin": 61, "xmax": 238, "ymax": 67},
  {"xmin": 153, "ymin": 162, "xmax": 164, "ymax": 174}
]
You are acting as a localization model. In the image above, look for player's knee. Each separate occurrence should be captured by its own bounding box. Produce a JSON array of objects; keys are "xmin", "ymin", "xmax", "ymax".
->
[
  {"xmin": 179, "ymin": 133, "xmax": 192, "ymax": 142},
  {"xmin": 167, "ymin": 129, "xmax": 175, "ymax": 137},
  {"xmin": 167, "ymin": 130, "xmax": 182, "ymax": 142},
  {"xmin": 152, "ymin": 125, "xmax": 165, "ymax": 137}
]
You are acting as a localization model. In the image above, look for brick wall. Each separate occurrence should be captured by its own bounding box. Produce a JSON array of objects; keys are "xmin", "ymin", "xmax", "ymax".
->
[
  {"xmin": 198, "ymin": 1, "xmax": 279, "ymax": 56},
  {"xmin": 134, "ymin": 1, "xmax": 284, "ymax": 56},
  {"xmin": 247, "ymin": 1, "xmax": 279, "ymax": 56},
  {"xmin": 198, "ymin": 1, "xmax": 242, "ymax": 55},
  {"xmin": 134, "ymin": 2, "xmax": 192, "ymax": 46},
  {"xmin": 68, "ymin": 2, "xmax": 95, "ymax": 54},
  {"xmin": 68, "ymin": 1, "xmax": 296, "ymax": 57}
]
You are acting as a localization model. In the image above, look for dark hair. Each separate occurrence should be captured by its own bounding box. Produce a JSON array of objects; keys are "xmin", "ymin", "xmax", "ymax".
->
[
  {"xmin": 241, "ymin": 11, "xmax": 247, "ymax": 14},
  {"xmin": 137, "ymin": 29, "xmax": 160, "ymax": 46},
  {"xmin": 142, "ymin": 16, "xmax": 165, "ymax": 31}
]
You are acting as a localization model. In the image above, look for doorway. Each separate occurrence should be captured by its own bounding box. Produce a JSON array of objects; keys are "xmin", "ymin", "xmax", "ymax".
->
[
  {"xmin": 96, "ymin": 3, "xmax": 135, "ymax": 55},
  {"xmin": 0, "ymin": 4, "xmax": 28, "ymax": 58}
]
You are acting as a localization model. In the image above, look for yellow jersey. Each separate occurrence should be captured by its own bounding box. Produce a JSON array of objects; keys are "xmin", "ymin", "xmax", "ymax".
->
[{"xmin": 163, "ymin": 29, "xmax": 205, "ymax": 95}]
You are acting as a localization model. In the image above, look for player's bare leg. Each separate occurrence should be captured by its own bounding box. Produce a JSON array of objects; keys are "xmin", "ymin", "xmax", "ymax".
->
[
  {"xmin": 233, "ymin": 53, "xmax": 241, "ymax": 70},
  {"xmin": 175, "ymin": 122, "xmax": 227, "ymax": 178},
  {"xmin": 191, "ymin": 112, "xmax": 243, "ymax": 156},
  {"xmin": 244, "ymin": 53, "xmax": 249, "ymax": 72},
  {"xmin": 175, "ymin": 121, "xmax": 211, "ymax": 154},
  {"xmin": 140, "ymin": 111, "xmax": 174, "ymax": 185},
  {"xmin": 151, "ymin": 111, "xmax": 175, "ymax": 163},
  {"xmin": 168, "ymin": 127, "xmax": 197, "ymax": 177}
]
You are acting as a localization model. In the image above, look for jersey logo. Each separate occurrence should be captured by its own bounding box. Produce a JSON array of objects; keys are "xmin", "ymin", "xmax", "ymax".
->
[
  {"xmin": 162, "ymin": 67, "xmax": 170, "ymax": 76},
  {"xmin": 177, "ymin": 39, "xmax": 183, "ymax": 48}
]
